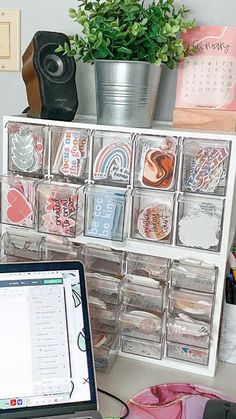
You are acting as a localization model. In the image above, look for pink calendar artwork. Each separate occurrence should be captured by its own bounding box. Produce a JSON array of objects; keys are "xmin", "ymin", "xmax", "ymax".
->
[{"xmin": 175, "ymin": 26, "xmax": 236, "ymax": 110}]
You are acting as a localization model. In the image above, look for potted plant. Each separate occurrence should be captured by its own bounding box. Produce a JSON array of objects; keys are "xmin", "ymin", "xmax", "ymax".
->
[{"xmin": 57, "ymin": 0, "xmax": 195, "ymax": 127}]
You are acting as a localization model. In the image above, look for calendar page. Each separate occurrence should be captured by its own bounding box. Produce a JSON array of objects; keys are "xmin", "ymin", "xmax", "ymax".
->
[{"xmin": 175, "ymin": 26, "xmax": 236, "ymax": 110}]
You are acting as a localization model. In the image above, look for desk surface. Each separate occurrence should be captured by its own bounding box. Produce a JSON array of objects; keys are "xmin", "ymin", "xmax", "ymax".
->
[{"xmin": 97, "ymin": 357, "xmax": 236, "ymax": 418}]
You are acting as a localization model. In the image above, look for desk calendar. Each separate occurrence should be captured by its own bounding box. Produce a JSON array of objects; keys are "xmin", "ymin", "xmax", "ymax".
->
[{"xmin": 175, "ymin": 26, "xmax": 236, "ymax": 110}]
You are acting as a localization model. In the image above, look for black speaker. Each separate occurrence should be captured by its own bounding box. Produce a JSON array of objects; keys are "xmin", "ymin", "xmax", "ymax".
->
[{"xmin": 22, "ymin": 31, "xmax": 78, "ymax": 121}]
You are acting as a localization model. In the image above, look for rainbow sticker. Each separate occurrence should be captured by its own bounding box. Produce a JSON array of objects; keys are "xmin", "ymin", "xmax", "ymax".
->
[{"xmin": 93, "ymin": 142, "xmax": 132, "ymax": 183}]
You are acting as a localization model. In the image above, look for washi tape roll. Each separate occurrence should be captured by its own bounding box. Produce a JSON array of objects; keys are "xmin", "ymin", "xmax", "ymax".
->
[{"xmin": 93, "ymin": 333, "xmax": 107, "ymax": 348}]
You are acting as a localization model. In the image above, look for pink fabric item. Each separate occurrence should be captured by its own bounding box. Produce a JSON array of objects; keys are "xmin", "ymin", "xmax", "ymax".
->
[{"xmin": 124, "ymin": 383, "xmax": 236, "ymax": 419}]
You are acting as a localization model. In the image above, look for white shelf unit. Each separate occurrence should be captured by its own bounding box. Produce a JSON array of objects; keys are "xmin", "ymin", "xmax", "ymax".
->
[{"xmin": 2, "ymin": 114, "xmax": 236, "ymax": 377}]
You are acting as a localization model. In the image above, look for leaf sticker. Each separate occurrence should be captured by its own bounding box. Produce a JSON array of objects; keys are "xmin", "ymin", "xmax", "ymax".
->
[
  {"xmin": 11, "ymin": 133, "xmax": 36, "ymax": 172},
  {"xmin": 78, "ymin": 328, "xmax": 86, "ymax": 352},
  {"xmin": 72, "ymin": 288, "xmax": 81, "ymax": 308}
]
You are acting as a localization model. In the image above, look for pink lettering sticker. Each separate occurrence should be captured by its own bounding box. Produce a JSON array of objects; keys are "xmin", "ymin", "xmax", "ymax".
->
[
  {"xmin": 137, "ymin": 203, "xmax": 172, "ymax": 241},
  {"xmin": 60, "ymin": 130, "xmax": 88, "ymax": 177},
  {"xmin": 40, "ymin": 189, "xmax": 79, "ymax": 237}
]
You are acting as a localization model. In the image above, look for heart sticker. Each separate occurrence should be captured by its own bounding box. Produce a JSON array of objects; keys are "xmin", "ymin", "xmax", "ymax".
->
[{"xmin": 6, "ymin": 188, "xmax": 33, "ymax": 224}]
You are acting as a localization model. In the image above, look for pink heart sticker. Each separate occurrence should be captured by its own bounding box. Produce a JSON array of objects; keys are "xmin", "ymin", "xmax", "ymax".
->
[{"xmin": 6, "ymin": 188, "xmax": 33, "ymax": 224}]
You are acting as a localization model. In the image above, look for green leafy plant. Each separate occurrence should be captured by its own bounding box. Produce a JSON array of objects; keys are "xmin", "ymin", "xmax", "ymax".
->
[{"xmin": 57, "ymin": 0, "xmax": 196, "ymax": 69}]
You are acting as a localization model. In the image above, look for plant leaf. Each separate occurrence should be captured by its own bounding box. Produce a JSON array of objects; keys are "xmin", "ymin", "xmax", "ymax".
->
[
  {"xmin": 65, "ymin": 0, "xmax": 196, "ymax": 68},
  {"xmin": 117, "ymin": 46, "xmax": 132, "ymax": 54}
]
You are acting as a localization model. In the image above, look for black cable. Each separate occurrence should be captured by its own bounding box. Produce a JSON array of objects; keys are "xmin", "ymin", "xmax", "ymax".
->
[
  {"xmin": 70, "ymin": 380, "xmax": 75, "ymax": 397},
  {"xmin": 97, "ymin": 387, "xmax": 129, "ymax": 419}
]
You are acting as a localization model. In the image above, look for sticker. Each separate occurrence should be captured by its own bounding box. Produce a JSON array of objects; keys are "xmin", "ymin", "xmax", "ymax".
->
[
  {"xmin": 139, "ymin": 137, "xmax": 177, "ymax": 189},
  {"xmin": 178, "ymin": 198, "xmax": 223, "ymax": 250},
  {"xmin": 93, "ymin": 142, "xmax": 132, "ymax": 183},
  {"xmin": 179, "ymin": 213, "xmax": 220, "ymax": 249},
  {"xmin": 7, "ymin": 123, "xmax": 46, "ymax": 173},
  {"xmin": 10, "ymin": 129, "xmax": 44, "ymax": 173},
  {"xmin": 178, "ymin": 200, "xmax": 222, "ymax": 249},
  {"xmin": 41, "ymin": 191, "xmax": 78, "ymax": 237},
  {"xmin": 78, "ymin": 329, "xmax": 86, "ymax": 352},
  {"xmin": 184, "ymin": 144, "xmax": 229, "ymax": 193},
  {"xmin": 180, "ymin": 345, "xmax": 208, "ymax": 361},
  {"xmin": 6, "ymin": 188, "xmax": 33, "ymax": 224},
  {"xmin": 142, "ymin": 149, "xmax": 176, "ymax": 189},
  {"xmin": 60, "ymin": 130, "xmax": 88, "ymax": 177},
  {"xmin": 4, "ymin": 180, "xmax": 36, "ymax": 228},
  {"xmin": 137, "ymin": 203, "xmax": 172, "ymax": 241},
  {"xmin": 86, "ymin": 193, "xmax": 125, "ymax": 240}
]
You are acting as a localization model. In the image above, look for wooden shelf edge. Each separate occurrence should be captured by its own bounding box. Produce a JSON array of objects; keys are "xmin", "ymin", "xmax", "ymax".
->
[{"xmin": 173, "ymin": 108, "xmax": 236, "ymax": 132}]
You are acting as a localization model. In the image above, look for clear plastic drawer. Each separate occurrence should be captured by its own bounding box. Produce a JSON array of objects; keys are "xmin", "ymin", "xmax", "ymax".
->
[
  {"xmin": 177, "ymin": 194, "xmax": 224, "ymax": 252},
  {"xmin": 7, "ymin": 122, "xmax": 48, "ymax": 176},
  {"xmin": 84, "ymin": 185, "xmax": 127, "ymax": 241},
  {"xmin": 37, "ymin": 181, "xmax": 84, "ymax": 237},
  {"xmin": 0, "ymin": 174, "xmax": 41, "ymax": 229},
  {"xmin": 86, "ymin": 272, "xmax": 121, "ymax": 305},
  {"xmin": 120, "ymin": 275, "xmax": 166, "ymax": 312},
  {"xmin": 168, "ymin": 288, "xmax": 214, "ymax": 322},
  {"xmin": 91, "ymin": 130, "xmax": 133, "ymax": 187},
  {"xmin": 170, "ymin": 259, "xmax": 216, "ymax": 293},
  {"xmin": 93, "ymin": 330, "xmax": 120, "ymax": 372},
  {"xmin": 166, "ymin": 341, "xmax": 209, "ymax": 365},
  {"xmin": 83, "ymin": 245, "xmax": 125, "ymax": 277},
  {"xmin": 166, "ymin": 314, "xmax": 211, "ymax": 348},
  {"xmin": 50, "ymin": 126, "xmax": 90, "ymax": 181},
  {"xmin": 119, "ymin": 308, "xmax": 163, "ymax": 342},
  {"xmin": 181, "ymin": 138, "xmax": 230, "ymax": 196},
  {"xmin": 121, "ymin": 336, "xmax": 163, "ymax": 360},
  {"xmin": 126, "ymin": 252, "xmax": 169, "ymax": 281},
  {"xmin": 131, "ymin": 189, "xmax": 174, "ymax": 244}
]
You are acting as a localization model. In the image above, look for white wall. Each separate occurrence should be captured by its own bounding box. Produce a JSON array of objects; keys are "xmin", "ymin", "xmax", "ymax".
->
[{"xmin": 0, "ymin": 0, "xmax": 236, "ymax": 131}]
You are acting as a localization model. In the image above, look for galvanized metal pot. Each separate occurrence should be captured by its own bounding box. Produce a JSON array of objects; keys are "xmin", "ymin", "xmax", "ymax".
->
[{"xmin": 94, "ymin": 60, "xmax": 162, "ymax": 128}]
